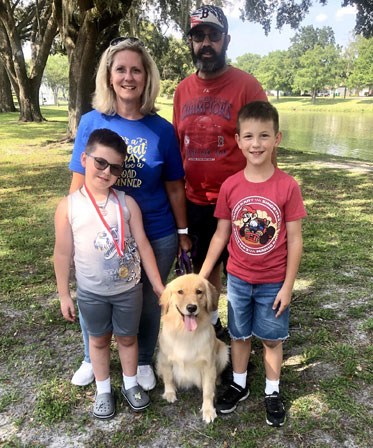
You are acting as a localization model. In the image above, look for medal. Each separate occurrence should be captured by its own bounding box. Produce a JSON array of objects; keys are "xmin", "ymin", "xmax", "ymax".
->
[{"xmin": 118, "ymin": 266, "xmax": 128, "ymax": 278}]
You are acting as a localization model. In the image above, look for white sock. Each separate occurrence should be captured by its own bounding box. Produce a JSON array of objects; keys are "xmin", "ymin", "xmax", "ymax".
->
[
  {"xmin": 123, "ymin": 373, "xmax": 137, "ymax": 390},
  {"xmin": 233, "ymin": 371, "xmax": 247, "ymax": 389},
  {"xmin": 96, "ymin": 377, "xmax": 111, "ymax": 394},
  {"xmin": 265, "ymin": 378, "xmax": 279, "ymax": 395},
  {"xmin": 210, "ymin": 310, "xmax": 219, "ymax": 325}
]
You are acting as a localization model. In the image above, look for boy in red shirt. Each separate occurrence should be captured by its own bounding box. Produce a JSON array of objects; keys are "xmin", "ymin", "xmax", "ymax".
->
[{"xmin": 200, "ymin": 101, "xmax": 306, "ymax": 426}]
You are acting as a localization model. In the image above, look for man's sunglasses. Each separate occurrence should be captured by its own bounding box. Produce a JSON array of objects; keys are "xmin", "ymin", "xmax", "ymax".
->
[
  {"xmin": 110, "ymin": 36, "xmax": 145, "ymax": 47},
  {"xmin": 190, "ymin": 30, "xmax": 224, "ymax": 43},
  {"xmin": 86, "ymin": 153, "xmax": 123, "ymax": 176}
]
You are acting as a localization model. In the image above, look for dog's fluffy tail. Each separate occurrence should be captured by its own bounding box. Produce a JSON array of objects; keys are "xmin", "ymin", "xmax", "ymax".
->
[{"xmin": 216, "ymin": 340, "xmax": 229, "ymax": 375}]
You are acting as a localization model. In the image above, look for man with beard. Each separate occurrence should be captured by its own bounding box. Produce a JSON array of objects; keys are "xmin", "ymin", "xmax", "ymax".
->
[{"xmin": 173, "ymin": 5, "xmax": 268, "ymax": 338}]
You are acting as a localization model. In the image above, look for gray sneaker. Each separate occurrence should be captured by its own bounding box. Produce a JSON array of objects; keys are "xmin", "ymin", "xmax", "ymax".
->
[
  {"xmin": 93, "ymin": 389, "xmax": 115, "ymax": 420},
  {"xmin": 121, "ymin": 384, "xmax": 150, "ymax": 411}
]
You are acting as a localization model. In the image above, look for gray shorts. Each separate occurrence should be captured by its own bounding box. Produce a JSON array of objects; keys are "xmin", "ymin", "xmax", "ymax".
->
[{"xmin": 77, "ymin": 283, "xmax": 143, "ymax": 338}]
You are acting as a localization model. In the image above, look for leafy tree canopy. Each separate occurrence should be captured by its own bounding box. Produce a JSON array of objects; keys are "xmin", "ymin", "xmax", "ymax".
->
[
  {"xmin": 233, "ymin": 53, "xmax": 261, "ymax": 76},
  {"xmin": 43, "ymin": 54, "xmax": 69, "ymax": 91},
  {"xmin": 346, "ymin": 36, "xmax": 373, "ymax": 89},
  {"xmin": 293, "ymin": 44, "xmax": 342, "ymax": 101},
  {"xmin": 255, "ymin": 50, "xmax": 293, "ymax": 99},
  {"xmin": 241, "ymin": 0, "xmax": 373, "ymax": 38},
  {"xmin": 289, "ymin": 25, "xmax": 336, "ymax": 56}
]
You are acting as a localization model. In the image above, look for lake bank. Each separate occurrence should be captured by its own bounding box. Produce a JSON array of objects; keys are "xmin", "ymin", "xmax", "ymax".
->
[
  {"xmin": 155, "ymin": 96, "xmax": 373, "ymax": 122},
  {"xmin": 267, "ymin": 96, "xmax": 373, "ymax": 113}
]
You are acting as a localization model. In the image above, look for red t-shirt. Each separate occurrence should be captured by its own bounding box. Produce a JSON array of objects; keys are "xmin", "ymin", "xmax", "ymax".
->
[
  {"xmin": 215, "ymin": 168, "xmax": 307, "ymax": 283},
  {"xmin": 173, "ymin": 66, "xmax": 267, "ymax": 205}
]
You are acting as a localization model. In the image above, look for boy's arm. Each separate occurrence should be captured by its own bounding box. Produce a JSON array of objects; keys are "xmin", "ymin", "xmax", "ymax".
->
[
  {"xmin": 126, "ymin": 195, "xmax": 164, "ymax": 298},
  {"xmin": 54, "ymin": 198, "xmax": 76, "ymax": 322},
  {"xmin": 199, "ymin": 219, "xmax": 231, "ymax": 279},
  {"xmin": 273, "ymin": 219, "xmax": 303, "ymax": 318}
]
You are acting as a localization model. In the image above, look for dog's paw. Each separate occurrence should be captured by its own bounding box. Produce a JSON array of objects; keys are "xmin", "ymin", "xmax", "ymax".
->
[
  {"xmin": 162, "ymin": 390, "xmax": 177, "ymax": 403},
  {"xmin": 202, "ymin": 406, "xmax": 217, "ymax": 423}
]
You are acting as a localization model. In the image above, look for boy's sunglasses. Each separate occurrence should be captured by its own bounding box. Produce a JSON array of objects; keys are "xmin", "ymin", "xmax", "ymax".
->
[
  {"xmin": 86, "ymin": 153, "xmax": 123, "ymax": 176},
  {"xmin": 110, "ymin": 36, "xmax": 145, "ymax": 47},
  {"xmin": 190, "ymin": 30, "xmax": 224, "ymax": 43}
]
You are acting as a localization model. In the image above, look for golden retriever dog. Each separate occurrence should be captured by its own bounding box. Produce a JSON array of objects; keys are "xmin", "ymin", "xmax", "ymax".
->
[{"xmin": 156, "ymin": 274, "xmax": 229, "ymax": 423}]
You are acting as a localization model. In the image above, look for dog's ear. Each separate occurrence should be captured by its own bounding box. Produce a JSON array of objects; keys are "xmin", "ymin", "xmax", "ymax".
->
[
  {"xmin": 159, "ymin": 283, "xmax": 172, "ymax": 315},
  {"xmin": 204, "ymin": 278, "xmax": 219, "ymax": 312}
]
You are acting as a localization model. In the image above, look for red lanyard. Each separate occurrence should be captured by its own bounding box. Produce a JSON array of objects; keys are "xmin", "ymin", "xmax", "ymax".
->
[{"xmin": 83, "ymin": 184, "xmax": 125, "ymax": 257}]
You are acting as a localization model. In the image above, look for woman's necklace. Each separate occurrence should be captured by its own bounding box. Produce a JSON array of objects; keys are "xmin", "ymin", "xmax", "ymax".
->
[{"xmin": 97, "ymin": 192, "xmax": 110, "ymax": 216}]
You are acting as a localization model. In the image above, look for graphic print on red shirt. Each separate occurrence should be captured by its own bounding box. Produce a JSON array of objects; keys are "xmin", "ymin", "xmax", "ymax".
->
[
  {"xmin": 173, "ymin": 66, "xmax": 267, "ymax": 205},
  {"xmin": 231, "ymin": 196, "xmax": 281, "ymax": 256}
]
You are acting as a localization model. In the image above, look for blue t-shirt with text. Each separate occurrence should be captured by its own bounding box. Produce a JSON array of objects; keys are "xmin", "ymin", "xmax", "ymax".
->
[{"xmin": 69, "ymin": 110, "xmax": 184, "ymax": 241}]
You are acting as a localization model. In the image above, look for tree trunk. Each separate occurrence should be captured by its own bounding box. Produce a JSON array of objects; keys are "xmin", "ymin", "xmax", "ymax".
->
[
  {"xmin": 55, "ymin": 0, "xmax": 134, "ymax": 140},
  {"xmin": 53, "ymin": 87, "xmax": 59, "ymax": 106},
  {"xmin": 276, "ymin": 89, "xmax": 280, "ymax": 101},
  {"xmin": 312, "ymin": 89, "xmax": 316, "ymax": 104},
  {"xmin": 0, "ymin": 0, "xmax": 58, "ymax": 122},
  {"xmin": 18, "ymin": 77, "xmax": 44, "ymax": 122},
  {"xmin": 66, "ymin": 19, "xmax": 98, "ymax": 138},
  {"xmin": 0, "ymin": 63, "xmax": 15, "ymax": 112}
]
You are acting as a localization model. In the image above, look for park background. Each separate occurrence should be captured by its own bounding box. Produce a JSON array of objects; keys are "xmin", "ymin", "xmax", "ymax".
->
[{"xmin": 0, "ymin": 1, "xmax": 372, "ymax": 447}]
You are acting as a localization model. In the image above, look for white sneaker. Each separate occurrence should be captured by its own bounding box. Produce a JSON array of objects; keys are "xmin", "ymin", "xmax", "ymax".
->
[
  {"xmin": 71, "ymin": 361, "xmax": 95, "ymax": 386},
  {"xmin": 136, "ymin": 365, "xmax": 156, "ymax": 391}
]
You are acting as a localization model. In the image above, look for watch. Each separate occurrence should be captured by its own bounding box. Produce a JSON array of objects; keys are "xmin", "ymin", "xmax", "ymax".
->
[{"xmin": 177, "ymin": 228, "xmax": 188, "ymax": 235}]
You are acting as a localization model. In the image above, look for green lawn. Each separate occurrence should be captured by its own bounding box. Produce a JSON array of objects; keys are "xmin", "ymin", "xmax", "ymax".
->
[{"xmin": 0, "ymin": 106, "xmax": 372, "ymax": 447}]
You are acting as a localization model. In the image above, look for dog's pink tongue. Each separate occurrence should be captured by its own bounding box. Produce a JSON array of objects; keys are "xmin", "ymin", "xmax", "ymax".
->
[{"xmin": 184, "ymin": 315, "xmax": 197, "ymax": 331}]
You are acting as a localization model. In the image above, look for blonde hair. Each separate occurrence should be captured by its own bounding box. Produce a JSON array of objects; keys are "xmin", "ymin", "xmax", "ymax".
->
[{"xmin": 92, "ymin": 39, "xmax": 160, "ymax": 116}]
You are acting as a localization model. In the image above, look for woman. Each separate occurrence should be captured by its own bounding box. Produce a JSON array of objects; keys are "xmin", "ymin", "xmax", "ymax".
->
[{"xmin": 68, "ymin": 37, "xmax": 190, "ymax": 391}]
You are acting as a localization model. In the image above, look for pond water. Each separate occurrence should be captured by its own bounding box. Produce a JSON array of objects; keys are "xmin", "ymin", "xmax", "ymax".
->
[{"xmin": 279, "ymin": 111, "xmax": 373, "ymax": 162}]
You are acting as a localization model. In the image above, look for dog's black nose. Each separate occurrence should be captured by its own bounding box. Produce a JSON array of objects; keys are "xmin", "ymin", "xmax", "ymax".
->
[{"xmin": 186, "ymin": 304, "xmax": 197, "ymax": 314}]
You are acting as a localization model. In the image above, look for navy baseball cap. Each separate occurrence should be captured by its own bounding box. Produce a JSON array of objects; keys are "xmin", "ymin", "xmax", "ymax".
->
[{"xmin": 189, "ymin": 5, "xmax": 228, "ymax": 35}]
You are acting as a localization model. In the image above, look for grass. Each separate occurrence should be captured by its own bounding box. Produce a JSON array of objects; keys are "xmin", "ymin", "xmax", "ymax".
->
[{"xmin": 0, "ymin": 106, "xmax": 372, "ymax": 447}]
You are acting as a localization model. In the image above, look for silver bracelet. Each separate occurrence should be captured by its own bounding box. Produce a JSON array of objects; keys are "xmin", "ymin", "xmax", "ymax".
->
[{"xmin": 177, "ymin": 228, "xmax": 188, "ymax": 235}]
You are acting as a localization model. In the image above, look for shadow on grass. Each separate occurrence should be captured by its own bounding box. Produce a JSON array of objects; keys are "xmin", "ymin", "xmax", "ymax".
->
[{"xmin": 0, "ymin": 122, "xmax": 68, "ymax": 143}]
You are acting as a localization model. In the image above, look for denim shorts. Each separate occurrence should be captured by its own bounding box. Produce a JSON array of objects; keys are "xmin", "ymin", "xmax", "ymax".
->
[
  {"xmin": 77, "ymin": 283, "xmax": 143, "ymax": 338},
  {"xmin": 227, "ymin": 273, "xmax": 289, "ymax": 341}
]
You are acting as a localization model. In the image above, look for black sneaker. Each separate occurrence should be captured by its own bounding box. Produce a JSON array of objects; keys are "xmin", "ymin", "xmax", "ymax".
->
[
  {"xmin": 213, "ymin": 318, "xmax": 229, "ymax": 341},
  {"xmin": 216, "ymin": 381, "xmax": 250, "ymax": 414},
  {"xmin": 264, "ymin": 392, "xmax": 286, "ymax": 427}
]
